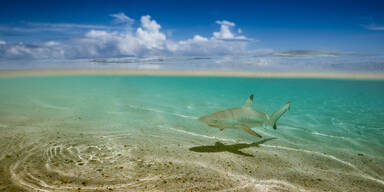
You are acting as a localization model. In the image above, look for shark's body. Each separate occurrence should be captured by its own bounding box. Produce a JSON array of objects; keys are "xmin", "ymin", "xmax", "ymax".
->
[{"xmin": 198, "ymin": 94, "xmax": 290, "ymax": 138}]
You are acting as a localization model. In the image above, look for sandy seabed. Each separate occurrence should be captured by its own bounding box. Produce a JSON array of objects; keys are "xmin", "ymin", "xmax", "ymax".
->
[
  {"xmin": 1, "ymin": 109, "xmax": 383, "ymax": 192},
  {"xmin": 0, "ymin": 69, "xmax": 384, "ymax": 191},
  {"xmin": 1, "ymin": 125, "xmax": 384, "ymax": 192}
]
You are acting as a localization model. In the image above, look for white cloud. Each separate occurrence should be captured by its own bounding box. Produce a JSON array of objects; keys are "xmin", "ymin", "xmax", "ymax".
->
[
  {"xmin": 213, "ymin": 20, "xmax": 248, "ymax": 40},
  {"xmin": 140, "ymin": 15, "xmax": 161, "ymax": 32},
  {"xmin": 136, "ymin": 15, "xmax": 166, "ymax": 50},
  {"xmin": 0, "ymin": 40, "xmax": 6, "ymax": 45},
  {"xmin": 0, "ymin": 42, "xmax": 65, "ymax": 59},
  {"xmin": 248, "ymin": 48, "xmax": 274, "ymax": 54},
  {"xmin": 110, "ymin": 12, "xmax": 134, "ymax": 24},
  {"xmin": 44, "ymin": 41, "xmax": 60, "ymax": 46},
  {"xmin": 0, "ymin": 14, "xmax": 257, "ymax": 59},
  {"xmin": 73, "ymin": 30, "xmax": 133, "ymax": 57},
  {"xmin": 365, "ymin": 25, "xmax": 384, "ymax": 31},
  {"xmin": 85, "ymin": 30, "xmax": 111, "ymax": 38},
  {"xmin": 0, "ymin": 22, "xmax": 111, "ymax": 36},
  {"xmin": 192, "ymin": 35, "xmax": 208, "ymax": 42},
  {"xmin": 26, "ymin": 22, "xmax": 109, "ymax": 30},
  {"xmin": 216, "ymin": 20, "xmax": 235, "ymax": 27}
]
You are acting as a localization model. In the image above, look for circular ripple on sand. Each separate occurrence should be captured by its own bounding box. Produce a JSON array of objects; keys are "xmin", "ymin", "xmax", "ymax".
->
[
  {"xmin": 9, "ymin": 135, "xmax": 146, "ymax": 191},
  {"xmin": 8, "ymin": 133, "xmax": 307, "ymax": 191}
]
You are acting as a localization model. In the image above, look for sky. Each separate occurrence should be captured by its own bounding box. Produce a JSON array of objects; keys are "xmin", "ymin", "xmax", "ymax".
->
[{"xmin": 0, "ymin": 0, "xmax": 384, "ymax": 61}]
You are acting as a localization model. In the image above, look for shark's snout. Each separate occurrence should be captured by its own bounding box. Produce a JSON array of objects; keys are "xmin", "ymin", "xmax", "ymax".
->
[
  {"xmin": 197, "ymin": 114, "xmax": 211, "ymax": 123},
  {"xmin": 197, "ymin": 116, "xmax": 205, "ymax": 123}
]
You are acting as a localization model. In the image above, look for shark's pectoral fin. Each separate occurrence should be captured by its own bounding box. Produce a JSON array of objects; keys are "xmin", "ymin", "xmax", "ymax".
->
[{"xmin": 237, "ymin": 125, "xmax": 262, "ymax": 138}]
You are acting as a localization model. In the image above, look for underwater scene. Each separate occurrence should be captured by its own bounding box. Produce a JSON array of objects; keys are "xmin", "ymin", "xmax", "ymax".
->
[
  {"xmin": 0, "ymin": 74, "xmax": 383, "ymax": 191},
  {"xmin": 2, "ymin": 0, "xmax": 384, "ymax": 191}
]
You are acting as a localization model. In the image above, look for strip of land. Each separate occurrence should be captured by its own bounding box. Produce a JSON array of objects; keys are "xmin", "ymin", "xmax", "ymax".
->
[{"xmin": 1, "ymin": 69, "xmax": 384, "ymax": 80}]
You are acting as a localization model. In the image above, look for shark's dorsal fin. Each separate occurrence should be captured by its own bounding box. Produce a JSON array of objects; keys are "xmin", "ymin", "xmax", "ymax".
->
[{"xmin": 242, "ymin": 94, "xmax": 254, "ymax": 108}]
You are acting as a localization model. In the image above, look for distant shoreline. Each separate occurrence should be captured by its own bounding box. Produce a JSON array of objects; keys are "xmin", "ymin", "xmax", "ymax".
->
[{"xmin": 1, "ymin": 69, "xmax": 384, "ymax": 80}]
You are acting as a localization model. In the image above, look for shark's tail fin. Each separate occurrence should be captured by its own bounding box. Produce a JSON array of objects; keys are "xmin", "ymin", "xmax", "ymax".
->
[{"xmin": 270, "ymin": 102, "xmax": 291, "ymax": 129}]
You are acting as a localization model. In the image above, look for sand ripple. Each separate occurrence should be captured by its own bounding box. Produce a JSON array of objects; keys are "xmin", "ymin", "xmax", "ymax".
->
[
  {"xmin": 9, "ymin": 137, "xmax": 143, "ymax": 191},
  {"xmin": 3, "ymin": 131, "xmax": 312, "ymax": 192}
]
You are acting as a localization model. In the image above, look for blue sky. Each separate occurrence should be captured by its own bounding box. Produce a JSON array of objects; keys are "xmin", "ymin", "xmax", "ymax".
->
[{"xmin": 0, "ymin": 0, "xmax": 384, "ymax": 60}]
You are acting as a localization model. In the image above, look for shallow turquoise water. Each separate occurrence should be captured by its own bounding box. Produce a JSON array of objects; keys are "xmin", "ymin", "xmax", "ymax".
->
[{"xmin": 0, "ymin": 75, "xmax": 384, "ymax": 191}]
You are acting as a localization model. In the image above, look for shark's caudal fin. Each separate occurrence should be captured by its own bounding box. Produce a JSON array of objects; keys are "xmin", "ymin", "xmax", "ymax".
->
[
  {"xmin": 242, "ymin": 94, "xmax": 254, "ymax": 108},
  {"xmin": 270, "ymin": 102, "xmax": 291, "ymax": 129}
]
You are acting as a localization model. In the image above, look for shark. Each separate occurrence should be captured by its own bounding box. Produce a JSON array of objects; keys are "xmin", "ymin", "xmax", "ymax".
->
[{"xmin": 197, "ymin": 94, "xmax": 290, "ymax": 138}]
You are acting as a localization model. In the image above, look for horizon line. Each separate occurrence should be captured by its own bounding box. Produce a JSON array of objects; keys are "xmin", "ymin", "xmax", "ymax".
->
[{"xmin": 1, "ymin": 69, "xmax": 384, "ymax": 80}]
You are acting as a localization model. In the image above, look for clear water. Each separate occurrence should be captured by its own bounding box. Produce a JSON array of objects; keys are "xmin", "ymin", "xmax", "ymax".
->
[{"xmin": 0, "ymin": 75, "xmax": 384, "ymax": 191}]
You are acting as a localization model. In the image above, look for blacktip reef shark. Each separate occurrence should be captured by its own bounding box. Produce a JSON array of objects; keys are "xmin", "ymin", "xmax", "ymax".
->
[{"xmin": 198, "ymin": 94, "xmax": 290, "ymax": 138}]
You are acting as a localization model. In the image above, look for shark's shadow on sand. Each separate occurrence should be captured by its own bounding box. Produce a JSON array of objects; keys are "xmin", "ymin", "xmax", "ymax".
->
[{"xmin": 189, "ymin": 138, "xmax": 276, "ymax": 157}]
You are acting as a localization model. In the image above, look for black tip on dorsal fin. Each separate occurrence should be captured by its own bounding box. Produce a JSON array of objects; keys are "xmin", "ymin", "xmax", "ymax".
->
[{"xmin": 243, "ymin": 94, "xmax": 254, "ymax": 108}]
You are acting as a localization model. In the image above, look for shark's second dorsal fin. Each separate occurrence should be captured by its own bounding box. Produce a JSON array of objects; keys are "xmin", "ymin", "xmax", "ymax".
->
[{"xmin": 242, "ymin": 94, "xmax": 254, "ymax": 108}]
